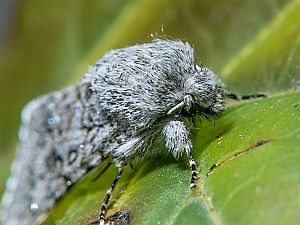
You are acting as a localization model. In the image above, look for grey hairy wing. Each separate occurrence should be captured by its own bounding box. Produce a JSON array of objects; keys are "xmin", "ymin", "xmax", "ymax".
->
[{"xmin": 1, "ymin": 83, "xmax": 110, "ymax": 225}]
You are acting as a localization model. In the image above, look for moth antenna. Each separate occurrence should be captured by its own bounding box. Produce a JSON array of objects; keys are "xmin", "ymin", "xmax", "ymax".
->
[
  {"xmin": 185, "ymin": 146, "xmax": 197, "ymax": 188},
  {"xmin": 167, "ymin": 95, "xmax": 193, "ymax": 115},
  {"xmin": 225, "ymin": 91, "xmax": 266, "ymax": 100},
  {"xmin": 99, "ymin": 163, "xmax": 125, "ymax": 225},
  {"xmin": 167, "ymin": 101, "xmax": 185, "ymax": 115}
]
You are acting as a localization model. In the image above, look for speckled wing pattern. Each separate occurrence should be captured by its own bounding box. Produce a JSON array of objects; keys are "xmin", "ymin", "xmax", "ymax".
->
[{"xmin": 1, "ymin": 78, "xmax": 118, "ymax": 225}]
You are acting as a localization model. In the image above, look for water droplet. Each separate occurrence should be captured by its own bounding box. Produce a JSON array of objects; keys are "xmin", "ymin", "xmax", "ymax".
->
[
  {"xmin": 55, "ymin": 191, "xmax": 61, "ymax": 199},
  {"xmin": 6, "ymin": 177, "xmax": 17, "ymax": 190},
  {"xmin": 217, "ymin": 136, "xmax": 222, "ymax": 145},
  {"xmin": 48, "ymin": 115, "xmax": 61, "ymax": 125},
  {"xmin": 239, "ymin": 134, "xmax": 243, "ymax": 138},
  {"xmin": 30, "ymin": 202, "xmax": 39, "ymax": 213},
  {"xmin": 48, "ymin": 117, "xmax": 55, "ymax": 125},
  {"xmin": 55, "ymin": 115, "xmax": 60, "ymax": 122},
  {"xmin": 79, "ymin": 144, "xmax": 85, "ymax": 153},
  {"xmin": 207, "ymin": 196, "xmax": 212, "ymax": 201},
  {"xmin": 291, "ymin": 114, "xmax": 295, "ymax": 116},
  {"xmin": 48, "ymin": 102, "xmax": 55, "ymax": 110},
  {"xmin": 66, "ymin": 181, "xmax": 72, "ymax": 186}
]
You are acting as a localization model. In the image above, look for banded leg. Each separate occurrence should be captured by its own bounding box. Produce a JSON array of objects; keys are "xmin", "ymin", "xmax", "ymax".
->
[
  {"xmin": 99, "ymin": 164, "xmax": 124, "ymax": 225},
  {"xmin": 186, "ymin": 146, "xmax": 197, "ymax": 188},
  {"xmin": 226, "ymin": 92, "xmax": 266, "ymax": 100}
]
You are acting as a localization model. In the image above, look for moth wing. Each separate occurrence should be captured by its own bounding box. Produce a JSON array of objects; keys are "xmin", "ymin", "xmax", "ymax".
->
[{"xmin": 1, "ymin": 84, "xmax": 105, "ymax": 225}]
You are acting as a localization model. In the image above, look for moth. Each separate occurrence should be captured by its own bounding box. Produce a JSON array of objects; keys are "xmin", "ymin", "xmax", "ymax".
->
[{"xmin": 0, "ymin": 39, "xmax": 263, "ymax": 225}]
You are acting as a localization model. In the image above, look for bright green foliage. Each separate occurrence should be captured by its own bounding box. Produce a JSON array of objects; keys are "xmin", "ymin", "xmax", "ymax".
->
[{"xmin": 41, "ymin": 93, "xmax": 300, "ymax": 225}]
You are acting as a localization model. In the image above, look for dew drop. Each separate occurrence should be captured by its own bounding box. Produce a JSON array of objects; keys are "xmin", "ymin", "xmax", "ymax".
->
[
  {"xmin": 55, "ymin": 191, "xmax": 61, "ymax": 199},
  {"xmin": 47, "ymin": 117, "xmax": 55, "ymax": 125},
  {"xmin": 55, "ymin": 115, "xmax": 60, "ymax": 122},
  {"xmin": 6, "ymin": 177, "xmax": 17, "ymax": 190},
  {"xmin": 66, "ymin": 180, "xmax": 72, "ymax": 186},
  {"xmin": 48, "ymin": 102, "xmax": 55, "ymax": 110},
  {"xmin": 217, "ymin": 136, "xmax": 222, "ymax": 145},
  {"xmin": 48, "ymin": 115, "xmax": 61, "ymax": 125},
  {"xmin": 30, "ymin": 202, "xmax": 39, "ymax": 213}
]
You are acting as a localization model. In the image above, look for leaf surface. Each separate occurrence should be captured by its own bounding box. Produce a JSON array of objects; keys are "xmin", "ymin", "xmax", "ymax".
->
[{"xmin": 42, "ymin": 93, "xmax": 300, "ymax": 225}]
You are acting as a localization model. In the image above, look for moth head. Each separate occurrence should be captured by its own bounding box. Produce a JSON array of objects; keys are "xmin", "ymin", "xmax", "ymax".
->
[
  {"xmin": 94, "ymin": 39, "xmax": 224, "ymax": 130},
  {"xmin": 168, "ymin": 66, "xmax": 225, "ymax": 118}
]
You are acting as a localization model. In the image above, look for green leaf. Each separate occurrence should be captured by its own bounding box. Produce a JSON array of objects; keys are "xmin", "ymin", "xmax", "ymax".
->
[{"xmin": 40, "ymin": 93, "xmax": 300, "ymax": 225}]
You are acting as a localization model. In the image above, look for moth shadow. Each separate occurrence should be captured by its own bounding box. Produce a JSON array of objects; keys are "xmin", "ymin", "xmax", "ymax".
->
[
  {"xmin": 190, "ymin": 117, "xmax": 234, "ymax": 159},
  {"xmin": 125, "ymin": 117, "xmax": 234, "ymax": 188},
  {"xmin": 129, "ymin": 154, "xmax": 185, "ymax": 182}
]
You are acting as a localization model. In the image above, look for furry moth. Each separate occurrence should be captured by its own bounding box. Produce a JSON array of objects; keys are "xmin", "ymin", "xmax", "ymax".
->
[{"xmin": 0, "ymin": 39, "xmax": 226, "ymax": 225}]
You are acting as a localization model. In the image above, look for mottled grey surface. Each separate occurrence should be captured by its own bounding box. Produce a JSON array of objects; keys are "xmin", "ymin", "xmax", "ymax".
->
[{"xmin": 0, "ymin": 39, "xmax": 224, "ymax": 225}]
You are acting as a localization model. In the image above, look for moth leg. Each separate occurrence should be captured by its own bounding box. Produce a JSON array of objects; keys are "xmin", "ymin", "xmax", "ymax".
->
[
  {"xmin": 225, "ymin": 92, "xmax": 266, "ymax": 100},
  {"xmin": 99, "ymin": 163, "xmax": 124, "ymax": 225},
  {"xmin": 163, "ymin": 120, "xmax": 196, "ymax": 188},
  {"xmin": 185, "ymin": 146, "xmax": 197, "ymax": 188}
]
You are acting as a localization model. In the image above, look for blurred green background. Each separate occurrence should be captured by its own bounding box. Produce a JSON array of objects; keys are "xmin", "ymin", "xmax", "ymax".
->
[{"xmin": 0, "ymin": 0, "xmax": 299, "ymax": 204}]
